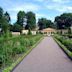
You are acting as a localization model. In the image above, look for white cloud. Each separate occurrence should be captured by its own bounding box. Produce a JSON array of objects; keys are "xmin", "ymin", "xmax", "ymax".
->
[
  {"xmin": 67, "ymin": 6, "xmax": 72, "ymax": 11},
  {"xmin": 52, "ymin": 0, "xmax": 70, "ymax": 4},
  {"xmin": 46, "ymin": 4, "xmax": 72, "ymax": 12},
  {"xmin": 36, "ymin": 13, "xmax": 50, "ymax": 20},
  {"xmin": 34, "ymin": 0, "xmax": 48, "ymax": 2},
  {"xmin": 36, "ymin": 13, "xmax": 47, "ymax": 17},
  {"xmin": 7, "ymin": 3, "xmax": 41, "ymax": 23},
  {"xmin": 1, "ymin": 0, "xmax": 72, "ymax": 23},
  {"xmin": 8, "ymin": 12, "xmax": 17, "ymax": 23},
  {"xmin": 8, "ymin": 3, "xmax": 40, "ymax": 12},
  {"xmin": 34, "ymin": 0, "xmax": 44, "ymax": 2},
  {"xmin": 35, "ymin": 0, "xmax": 70, "ymax": 3},
  {"xmin": 36, "ymin": 13, "xmax": 54, "ymax": 21}
]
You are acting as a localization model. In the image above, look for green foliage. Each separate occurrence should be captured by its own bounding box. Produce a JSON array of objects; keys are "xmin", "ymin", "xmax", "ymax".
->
[
  {"xmin": 3, "ymin": 35, "xmax": 43, "ymax": 72},
  {"xmin": 0, "ymin": 7, "xmax": 11, "ymax": 37},
  {"xmin": 68, "ymin": 27, "xmax": 71, "ymax": 34},
  {"xmin": 12, "ymin": 23, "xmax": 22, "ymax": 32},
  {"xmin": 26, "ymin": 11, "xmax": 36, "ymax": 30},
  {"xmin": 55, "ymin": 13, "xmax": 72, "ymax": 29},
  {"xmin": 28, "ymin": 29, "xmax": 32, "ymax": 35},
  {"xmin": 2, "ymin": 17, "xmax": 9, "ymax": 32},
  {"xmin": 62, "ymin": 34, "xmax": 72, "ymax": 38},
  {"xmin": 54, "ymin": 35, "xmax": 72, "ymax": 52},
  {"xmin": 38, "ymin": 18, "xmax": 54, "ymax": 30},
  {"xmin": 68, "ymin": 34, "xmax": 72, "ymax": 38},
  {"xmin": 0, "ymin": 7, "xmax": 3, "ymax": 19},
  {"xmin": 4, "ymin": 11, "xmax": 11, "ymax": 23},
  {"xmin": 17, "ymin": 11, "xmax": 25, "ymax": 27},
  {"xmin": 0, "ymin": 35, "xmax": 42, "ymax": 69},
  {"xmin": 54, "ymin": 36, "xmax": 72, "ymax": 59},
  {"xmin": 3, "ymin": 31, "xmax": 11, "ymax": 38}
]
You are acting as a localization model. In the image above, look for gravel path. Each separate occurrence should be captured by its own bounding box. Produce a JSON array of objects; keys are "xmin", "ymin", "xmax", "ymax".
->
[{"xmin": 13, "ymin": 37, "xmax": 72, "ymax": 72}]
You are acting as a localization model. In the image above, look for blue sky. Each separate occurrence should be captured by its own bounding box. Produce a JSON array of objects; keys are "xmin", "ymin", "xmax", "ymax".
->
[{"xmin": 0, "ymin": 0, "xmax": 72, "ymax": 24}]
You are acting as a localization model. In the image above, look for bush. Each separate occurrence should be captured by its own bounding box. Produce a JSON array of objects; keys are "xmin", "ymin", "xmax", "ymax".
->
[
  {"xmin": 28, "ymin": 29, "xmax": 32, "ymax": 35},
  {"xmin": 54, "ymin": 35, "xmax": 72, "ymax": 52},
  {"xmin": 29, "ymin": 39, "xmax": 35, "ymax": 46}
]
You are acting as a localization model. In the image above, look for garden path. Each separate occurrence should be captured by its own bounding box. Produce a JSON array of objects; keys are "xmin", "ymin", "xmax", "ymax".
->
[{"xmin": 13, "ymin": 37, "xmax": 72, "ymax": 72}]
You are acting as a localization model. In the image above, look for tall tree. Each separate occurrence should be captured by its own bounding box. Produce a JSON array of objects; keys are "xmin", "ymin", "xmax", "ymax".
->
[
  {"xmin": 55, "ymin": 13, "xmax": 72, "ymax": 29},
  {"xmin": 38, "ymin": 18, "xmax": 46, "ymax": 30},
  {"xmin": 17, "ymin": 11, "xmax": 25, "ymax": 27},
  {"xmin": 26, "ymin": 11, "xmax": 36, "ymax": 30},
  {"xmin": 1, "ymin": 17, "xmax": 9, "ymax": 33},
  {"xmin": 4, "ymin": 11, "xmax": 11, "ymax": 23},
  {"xmin": 46, "ymin": 20, "xmax": 54, "ymax": 28},
  {"xmin": 12, "ymin": 23, "xmax": 22, "ymax": 32},
  {"xmin": 0, "ymin": 7, "xmax": 3, "ymax": 27},
  {"xmin": 0, "ymin": 7, "xmax": 10, "ymax": 34},
  {"xmin": 0, "ymin": 7, "xmax": 3, "ymax": 19},
  {"xmin": 38, "ymin": 18, "xmax": 54, "ymax": 30}
]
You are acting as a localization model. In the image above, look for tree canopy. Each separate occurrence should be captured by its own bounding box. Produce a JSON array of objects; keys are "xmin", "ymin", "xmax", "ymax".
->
[
  {"xmin": 55, "ymin": 13, "xmax": 72, "ymax": 29},
  {"xmin": 12, "ymin": 23, "xmax": 22, "ymax": 32},
  {"xmin": 26, "ymin": 11, "xmax": 36, "ymax": 30},
  {"xmin": 17, "ymin": 11, "xmax": 25, "ymax": 27},
  {"xmin": 38, "ymin": 18, "xmax": 54, "ymax": 30},
  {"xmin": 0, "ymin": 7, "xmax": 10, "ymax": 34},
  {"xmin": 0, "ymin": 7, "xmax": 3, "ymax": 19},
  {"xmin": 4, "ymin": 11, "xmax": 11, "ymax": 23}
]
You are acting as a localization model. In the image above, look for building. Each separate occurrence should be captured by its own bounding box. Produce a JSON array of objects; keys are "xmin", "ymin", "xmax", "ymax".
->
[
  {"xmin": 0, "ymin": 28, "xmax": 2, "ymax": 32},
  {"xmin": 11, "ymin": 32, "xmax": 20, "ymax": 35},
  {"xmin": 40, "ymin": 28, "xmax": 56, "ymax": 36},
  {"xmin": 22, "ymin": 30, "xmax": 28, "ymax": 35},
  {"xmin": 70, "ymin": 26, "xmax": 72, "ymax": 33},
  {"xmin": 22, "ymin": 30, "xmax": 36, "ymax": 35},
  {"xmin": 57, "ymin": 29, "xmax": 68, "ymax": 34}
]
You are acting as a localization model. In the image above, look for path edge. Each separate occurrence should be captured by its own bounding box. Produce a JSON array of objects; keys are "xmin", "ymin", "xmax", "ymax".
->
[{"xmin": 53, "ymin": 36, "xmax": 72, "ymax": 60}]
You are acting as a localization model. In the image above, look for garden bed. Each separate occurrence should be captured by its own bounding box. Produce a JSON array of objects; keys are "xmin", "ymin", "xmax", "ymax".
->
[
  {"xmin": 53, "ymin": 35, "xmax": 72, "ymax": 60},
  {"xmin": 0, "ymin": 35, "xmax": 43, "ymax": 72}
]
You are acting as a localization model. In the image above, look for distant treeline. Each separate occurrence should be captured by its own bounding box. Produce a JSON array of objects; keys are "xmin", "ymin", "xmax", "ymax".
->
[{"xmin": 0, "ymin": 7, "xmax": 72, "ymax": 34}]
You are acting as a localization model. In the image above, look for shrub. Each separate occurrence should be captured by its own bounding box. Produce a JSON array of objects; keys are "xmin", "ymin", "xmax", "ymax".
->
[
  {"xmin": 54, "ymin": 35, "xmax": 72, "ymax": 52},
  {"xmin": 29, "ymin": 39, "xmax": 35, "ymax": 46},
  {"xmin": 28, "ymin": 29, "xmax": 32, "ymax": 35}
]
